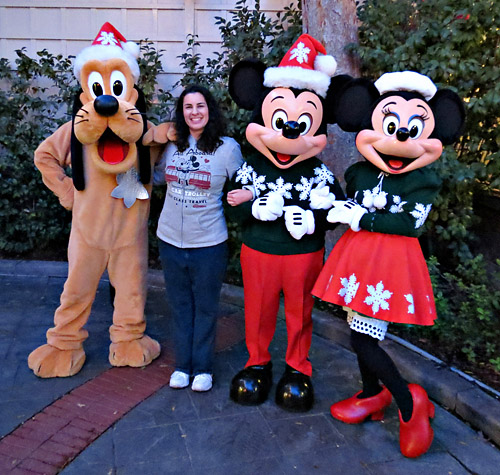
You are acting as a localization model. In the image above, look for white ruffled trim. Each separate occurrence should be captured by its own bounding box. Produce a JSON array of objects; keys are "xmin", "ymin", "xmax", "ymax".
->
[
  {"xmin": 374, "ymin": 71, "xmax": 437, "ymax": 101},
  {"xmin": 345, "ymin": 308, "xmax": 389, "ymax": 341}
]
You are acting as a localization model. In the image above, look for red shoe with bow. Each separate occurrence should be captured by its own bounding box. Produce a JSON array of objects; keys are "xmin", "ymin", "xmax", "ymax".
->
[
  {"xmin": 399, "ymin": 384, "xmax": 435, "ymax": 458},
  {"xmin": 330, "ymin": 386, "xmax": 392, "ymax": 424}
]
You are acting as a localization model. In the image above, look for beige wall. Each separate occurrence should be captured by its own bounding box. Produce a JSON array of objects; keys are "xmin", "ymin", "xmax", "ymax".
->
[{"xmin": 0, "ymin": 0, "xmax": 291, "ymax": 90}]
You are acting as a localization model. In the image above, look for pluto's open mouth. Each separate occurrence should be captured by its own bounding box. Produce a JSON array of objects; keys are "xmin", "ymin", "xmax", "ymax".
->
[
  {"xmin": 378, "ymin": 151, "xmax": 416, "ymax": 171},
  {"xmin": 98, "ymin": 128, "xmax": 130, "ymax": 165}
]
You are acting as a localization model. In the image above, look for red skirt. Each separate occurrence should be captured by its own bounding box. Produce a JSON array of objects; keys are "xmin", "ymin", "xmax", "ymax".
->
[{"xmin": 312, "ymin": 230, "xmax": 436, "ymax": 326}]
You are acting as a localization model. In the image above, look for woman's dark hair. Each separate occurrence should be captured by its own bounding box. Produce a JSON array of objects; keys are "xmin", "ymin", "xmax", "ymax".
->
[{"xmin": 175, "ymin": 84, "xmax": 225, "ymax": 153}]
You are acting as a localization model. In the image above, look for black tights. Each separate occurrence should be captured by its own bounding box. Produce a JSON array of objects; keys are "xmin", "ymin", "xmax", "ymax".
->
[{"xmin": 351, "ymin": 330, "xmax": 413, "ymax": 422}]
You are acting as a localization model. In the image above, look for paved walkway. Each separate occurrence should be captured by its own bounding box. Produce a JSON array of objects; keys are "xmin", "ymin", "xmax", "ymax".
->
[{"xmin": 1, "ymin": 259, "xmax": 499, "ymax": 474}]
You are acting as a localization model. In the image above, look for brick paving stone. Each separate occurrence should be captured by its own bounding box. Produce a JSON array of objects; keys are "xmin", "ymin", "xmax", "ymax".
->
[
  {"xmin": 18, "ymin": 457, "xmax": 59, "ymax": 475},
  {"xmin": 29, "ymin": 448, "xmax": 67, "ymax": 468},
  {"xmin": 9, "ymin": 426, "xmax": 51, "ymax": 445},
  {"xmin": 29, "ymin": 414, "xmax": 70, "ymax": 433},
  {"xmin": 37, "ymin": 440, "xmax": 79, "ymax": 458},
  {"xmin": 0, "ymin": 453, "xmax": 18, "ymax": 471},
  {"xmin": 48, "ymin": 433, "xmax": 89, "ymax": 451}
]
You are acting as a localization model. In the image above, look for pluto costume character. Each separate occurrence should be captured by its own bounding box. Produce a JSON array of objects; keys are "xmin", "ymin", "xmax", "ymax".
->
[{"xmin": 28, "ymin": 23, "xmax": 161, "ymax": 378}]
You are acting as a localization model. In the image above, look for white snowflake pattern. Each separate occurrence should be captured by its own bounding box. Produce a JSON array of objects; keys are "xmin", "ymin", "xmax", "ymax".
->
[
  {"xmin": 364, "ymin": 281, "xmax": 392, "ymax": 314},
  {"xmin": 289, "ymin": 41, "xmax": 311, "ymax": 64},
  {"xmin": 295, "ymin": 176, "xmax": 315, "ymax": 200},
  {"xmin": 405, "ymin": 294, "xmax": 415, "ymax": 314},
  {"xmin": 268, "ymin": 177, "xmax": 293, "ymax": 199},
  {"xmin": 389, "ymin": 195, "xmax": 407, "ymax": 214},
  {"xmin": 410, "ymin": 203, "xmax": 432, "ymax": 228},
  {"xmin": 97, "ymin": 32, "xmax": 119, "ymax": 46},
  {"xmin": 235, "ymin": 162, "xmax": 254, "ymax": 184},
  {"xmin": 313, "ymin": 164, "xmax": 335, "ymax": 184},
  {"xmin": 338, "ymin": 274, "xmax": 360, "ymax": 304},
  {"xmin": 252, "ymin": 171, "xmax": 267, "ymax": 196}
]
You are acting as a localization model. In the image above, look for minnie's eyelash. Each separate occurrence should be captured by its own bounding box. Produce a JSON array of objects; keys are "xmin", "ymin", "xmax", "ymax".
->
[
  {"xmin": 421, "ymin": 113, "xmax": 430, "ymax": 121},
  {"xmin": 382, "ymin": 107, "xmax": 392, "ymax": 115}
]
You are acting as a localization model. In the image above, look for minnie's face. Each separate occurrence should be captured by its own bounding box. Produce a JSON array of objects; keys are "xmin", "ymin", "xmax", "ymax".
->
[
  {"xmin": 356, "ymin": 95, "xmax": 443, "ymax": 174},
  {"xmin": 245, "ymin": 87, "xmax": 327, "ymax": 169}
]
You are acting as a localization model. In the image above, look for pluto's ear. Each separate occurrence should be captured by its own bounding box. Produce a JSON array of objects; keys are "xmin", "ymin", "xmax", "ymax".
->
[
  {"xmin": 71, "ymin": 90, "xmax": 85, "ymax": 191},
  {"xmin": 229, "ymin": 59, "xmax": 267, "ymax": 111},
  {"xmin": 332, "ymin": 78, "xmax": 380, "ymax": 132},
  {"xmin": 134, "ymin": 86, "xmax": 151, "ymax": 185},
  {"xmin": 429, "ymin": 89, "xmax": 465, "ymax": 145}
]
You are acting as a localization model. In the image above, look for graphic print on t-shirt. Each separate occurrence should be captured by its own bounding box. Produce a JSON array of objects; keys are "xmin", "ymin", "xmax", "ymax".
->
[{"xmin": 165, "ymin": 147, "xmax": 213, "ymax": 208}]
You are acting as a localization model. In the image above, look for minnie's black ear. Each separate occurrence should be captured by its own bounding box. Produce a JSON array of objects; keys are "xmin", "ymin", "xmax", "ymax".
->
[
  {"xmin": 332, "ymin": 78, "xmax": 380, "ymax": 132},
  {"xmin": 71, "ymin": 91, "xmax": 85, "ymax": 191},
  {"xmin": 229, "ymin": 59, "xmax": 267, "ymax": 110},
  {"xmin": 429, "ymin": 89, "xmax": 465, "ymax": 145}
]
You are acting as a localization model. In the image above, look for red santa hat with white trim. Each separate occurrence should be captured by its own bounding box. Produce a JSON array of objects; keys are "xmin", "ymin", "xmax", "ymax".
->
[
  {"xmin": 73, "ymin": 22, "xmax": 140, "ymax": 84},
  {"xmin": 263, "ymin": 34, "xmax": 337, "ymax": 98}
]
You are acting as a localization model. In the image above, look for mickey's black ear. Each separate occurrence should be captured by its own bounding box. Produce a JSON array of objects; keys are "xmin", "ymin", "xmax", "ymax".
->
[
  {"xmin": 323, "ymin": 74, "xmax": 353, "ymax": 124},
  {"xmin": 429, "ymin": 89, "xmax": 465, "ymax": 145},
  {"xmin": 229, "ymin": 59, "xmax": 267, "ymax": 110},
  {"xmin": 71, "ymin": 91, "xmax": 85, "ymax": 191},
  {"xmin": 332, "ymin": 78, "xmax": 379, "ymax": 132}
]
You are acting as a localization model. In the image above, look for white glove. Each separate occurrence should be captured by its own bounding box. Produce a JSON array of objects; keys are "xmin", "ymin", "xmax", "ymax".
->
[
  {"xmin": 284, "ymin": 206, "xmax": 315, "ymax": 240},
  {"xmin": 309, "ymin": 181, "xmax": 335, "ymax": 210},
  {"xmin": 252, "ymin": 191, "xmax": 285, "ymax": 221},
  {"xmin": 327, "ymin": 200, "xmax": 367, "ymax": 232}
]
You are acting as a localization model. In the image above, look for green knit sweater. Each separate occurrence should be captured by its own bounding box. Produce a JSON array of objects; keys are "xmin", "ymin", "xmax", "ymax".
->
[
  {"xmin": 227, "ymin": 156, "xmax": 344, "ymax": 255},
  {"xmin": 346, "ymin": 161, "xmax": 442, "ymax": 237}
]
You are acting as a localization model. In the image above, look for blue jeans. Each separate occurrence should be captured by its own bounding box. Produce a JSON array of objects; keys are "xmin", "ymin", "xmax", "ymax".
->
[{"xmin": 159, "ymin": 239, "xmax": 228, "ymax": 376}]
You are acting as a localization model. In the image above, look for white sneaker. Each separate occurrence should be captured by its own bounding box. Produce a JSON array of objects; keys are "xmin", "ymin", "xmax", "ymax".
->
[
  {"xmin": 191, "ymin": 373, "xmax": 213, "ymax": 392},
  {"xmin": 169, "ymin": 370, "xmax": 190, "ymax": 389}
]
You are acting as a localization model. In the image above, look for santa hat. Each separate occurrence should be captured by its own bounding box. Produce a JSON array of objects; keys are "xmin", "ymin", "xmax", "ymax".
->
[
  {"xmin": 73, "ymin": 22, "xmax": 140, "ymax": 83},
  {"xmin": 374, "ymin": 71, "xmax": 437, "ymax": 101},
  {"xmin": 263, "ymin": 34, "xmax": 337, "ymax": 98}
]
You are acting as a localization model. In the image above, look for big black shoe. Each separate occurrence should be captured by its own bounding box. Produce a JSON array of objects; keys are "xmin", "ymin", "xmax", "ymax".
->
[
  {"xmin": 275, "ymin": 365, "xmax": 314, "ymax": 412},
  {"xmin": 229, "ymin": 362, "xmax": 273, "ymax": 405}
]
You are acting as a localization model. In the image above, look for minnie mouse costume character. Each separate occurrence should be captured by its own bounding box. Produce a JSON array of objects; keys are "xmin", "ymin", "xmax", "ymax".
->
[
  {"xmin": 227, "ymin": 35, "xmax": 345, "ymax": 411},
  {"xmin": 312, "ymin": 71, "xmax": 465, "ymax": 456}
]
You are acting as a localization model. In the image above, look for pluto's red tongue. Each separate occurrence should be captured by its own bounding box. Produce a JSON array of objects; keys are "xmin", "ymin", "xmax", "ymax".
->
[
  {"xmin": 276, "ymin": 152, "xmax": 291, "ymax": 164},
  {"xmin": 98, "ymin": 135, "xmax": 129, "ymax": 165},
  {"xmin": 389, "ymin": 159, "xmax": 404, "ymax": 169}
]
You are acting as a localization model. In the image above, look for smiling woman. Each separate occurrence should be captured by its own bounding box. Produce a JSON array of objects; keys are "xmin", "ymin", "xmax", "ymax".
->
[{"xmin": 152, "ymin": 84, "xmax": 244, "ymax": 393}]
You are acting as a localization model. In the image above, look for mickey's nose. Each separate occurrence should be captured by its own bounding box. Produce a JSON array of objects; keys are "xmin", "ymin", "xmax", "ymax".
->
[
  {"xmin": 396, "ymin": 127, "xmax": 410, "ymax": 142},
  {"xmin": 282, "ymin": 121, "xmax": 301, "ymax": 139},
  {"xmin": 94, "ymin": 95, "xmax": 119, "ymax": 117}
]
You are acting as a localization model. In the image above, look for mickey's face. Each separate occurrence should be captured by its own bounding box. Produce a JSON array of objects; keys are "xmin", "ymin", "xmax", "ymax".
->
[
  {"xmin": 246, "ymin": 88, "xmax": 327, "ymax": 169},
  {"xmin": 356, "ymin": 95, "xmax": 443, "ymax": 174}
]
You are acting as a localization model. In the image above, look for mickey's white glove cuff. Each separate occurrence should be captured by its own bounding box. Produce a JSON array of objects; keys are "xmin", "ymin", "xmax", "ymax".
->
[{"xmin": 305, "ymin": 210, "xmax": 315, "ymax": 235}]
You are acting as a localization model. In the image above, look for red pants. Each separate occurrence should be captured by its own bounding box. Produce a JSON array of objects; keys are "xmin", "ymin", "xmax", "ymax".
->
[{"xmin": 240, "ymin": 244, "xmax": 324, "ymax": 376}]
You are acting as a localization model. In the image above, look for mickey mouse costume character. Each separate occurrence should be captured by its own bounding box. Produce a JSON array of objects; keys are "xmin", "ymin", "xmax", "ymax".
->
[
  {"xmin": 227, "ymin": 34, "xmax": 345, "ymax": 411},
  {"xmin": 28, "ymin": 23, "xmax": 162, "ymax": 377},
  {"xmin": 312, "ymin": 71, "xmax": 465, "ymax": 456}
]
